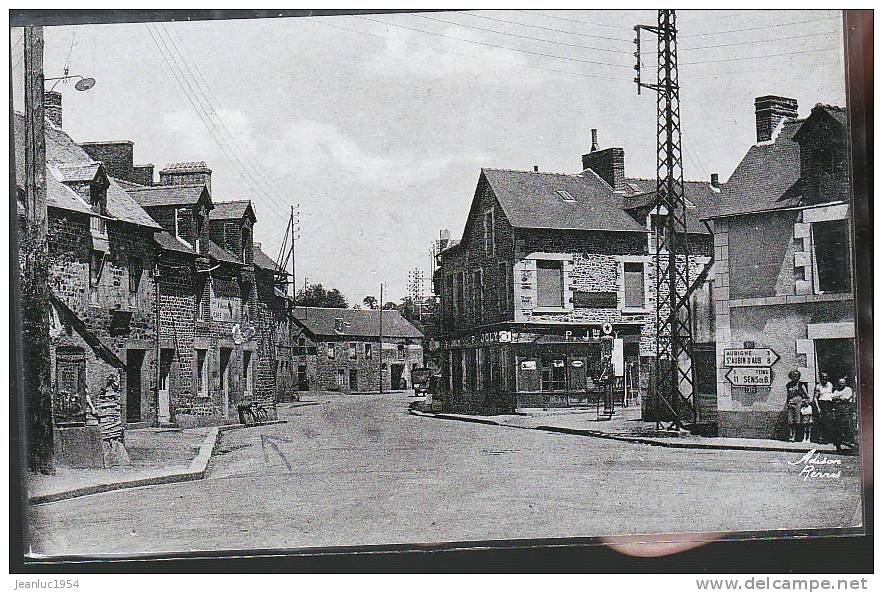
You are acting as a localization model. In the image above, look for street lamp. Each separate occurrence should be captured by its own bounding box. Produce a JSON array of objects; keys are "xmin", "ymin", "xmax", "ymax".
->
[
  {"xmin": 45, "ymin": 74, "xmax": 96, "ymax": 92},
  {"xmin": 599, "ymin": 334, "xmax": 615, "ymax": 419}
]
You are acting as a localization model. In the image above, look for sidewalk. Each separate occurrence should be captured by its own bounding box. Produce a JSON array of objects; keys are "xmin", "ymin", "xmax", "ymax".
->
[{"xmin": 411, "ymin": 404, "xmax": 843, "ymax": 454}]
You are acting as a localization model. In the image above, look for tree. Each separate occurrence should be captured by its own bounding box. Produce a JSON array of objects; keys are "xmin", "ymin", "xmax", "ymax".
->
[
  {"xmin": 294, "ymin": 283, "xmax": 348, "ymax": 308},
  {"xmin": 382, "ymin": 301, "xmax": 398, "ymax": 310},
  {"xmin": 362, "ymin": 295, "xmax": 378, "ymax": 310}
]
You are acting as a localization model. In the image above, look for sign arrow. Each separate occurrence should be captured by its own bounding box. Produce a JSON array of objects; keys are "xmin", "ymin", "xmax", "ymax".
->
[
  {"xmin": 723, "ymin": 348, "xmax": 780, "ymax": 368},
  {"xmin": 726, "ymin": 367, "xmax": 772, "ymax": 387}
]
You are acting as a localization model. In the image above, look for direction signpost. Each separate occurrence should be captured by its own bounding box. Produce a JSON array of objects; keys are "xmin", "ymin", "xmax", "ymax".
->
[{"xmin": 723, "ymin": 347, "xmax": 779, "ymax": 388}]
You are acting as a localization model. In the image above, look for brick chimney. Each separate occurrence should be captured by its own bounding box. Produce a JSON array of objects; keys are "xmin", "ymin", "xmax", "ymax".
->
[
  {"xmin": 159, "ymin": 161, "xmax": 212, "ymax": 194},
  {"xmin": 130, "ymin": 164, "xmax": 155, "ymax": 186},
  {"xmin": 754, "ymin": 95, "xmax": 798, "ymax": 143},
  {"xmin": 710, "ymin": 173, "xmax": 720, "ymax": 188},
  {"xmin": 581, "ymin": 129, "xmax": 625, "ymax": 192},
  {"xmin": 80, "ymin": 140, "xmax": 134, "ymax": 180},
  {"xmin": 44, "ymin": 91, "xmax": 62, "ymax": 128}
]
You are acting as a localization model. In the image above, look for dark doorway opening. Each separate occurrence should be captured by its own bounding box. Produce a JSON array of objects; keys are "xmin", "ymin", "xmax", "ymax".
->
[
  {"xmin": 814, "ymin": 338, "xmax": 856, "ymax": 386},
  {"xmin": 126, "ymin": 349, "xmax": 145, "ymax": 423},
  {"xmin": 391, "ymin": 364, "xmax": 405, "ymax": 390},
  {"xmin": 349, "ymin": 369, "xmax": 358, "ymax": 391},
  {"xmin": 297, "ymin": 364, "xmax": 308, "ymax": 390}
]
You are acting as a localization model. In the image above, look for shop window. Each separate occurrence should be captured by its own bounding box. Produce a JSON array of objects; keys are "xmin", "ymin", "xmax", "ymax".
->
[
  {"xmin": 536, "ymin": 260, "xmax": 564, "ymax": 308},
  {"xmin": 54, "ymin": 347, "xmax": 86, "ymax": 426},
  {"xmin": 812, "ymin": 219, "xmax": 852, "ymax": 293},
  {"xmin": 541, "ymin": 356, "xmax": 567, "ymax": 392},
  {"xmin": 327, "ymin": 342, "xmax": 335, "ymax": 359},
  {"xmin": 623, "ymin": 262, "xmax": 646, "ymax": 309}
]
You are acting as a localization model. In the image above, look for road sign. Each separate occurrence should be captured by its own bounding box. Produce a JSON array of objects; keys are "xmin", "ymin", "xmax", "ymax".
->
[
  {"xmin": 726, "ymin": 367, "xmax": 772, "ymax": 387},
  {"xmin": 723, "ymin": 348, "xmax": 779, "ymax": 368},
  {"xmin": 602, "ymin": 322, "xmax": 613, "ymax": 335}
]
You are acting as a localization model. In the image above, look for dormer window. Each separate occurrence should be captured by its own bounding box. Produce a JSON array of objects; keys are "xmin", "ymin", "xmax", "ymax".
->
[{"xmin": 90, "ymin": 187, "xmax": 106, "ymax": 237}]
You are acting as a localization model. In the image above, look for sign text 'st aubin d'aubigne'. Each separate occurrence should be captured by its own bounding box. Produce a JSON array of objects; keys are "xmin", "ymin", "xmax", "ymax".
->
[{"xmin": 723, "ymin": 348, "xmax": 779, "ymax": 368}]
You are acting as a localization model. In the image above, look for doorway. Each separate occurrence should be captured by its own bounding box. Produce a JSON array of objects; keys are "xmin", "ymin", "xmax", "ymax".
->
[
  {"xmin": 349, "ymin": 369, "xmax": 358, "ymax": 391},
  {"xmin": 126, "ymin": 349, "xmax": 145, "ymax": 423},
  {"xmin": 242, "ymin": 350, "xmax": 253, "ymax": 399},
  {"xmin": 158, "ymin": 349, "xmax": 174, "ymax": 423},
  {"xmin": 297, "ymin": 364, "xmax": 308, "ymax": 390},
  {"xmin": 220, "ymin": 348, "xmax": 232, "ymax": 413},
  {"xmin": 391, "ymin": 364, "xmax": 405, "ymax": 390},
  {"xmin": 814, "ymin": 338, "xmax": 856, "ymax": 386}
]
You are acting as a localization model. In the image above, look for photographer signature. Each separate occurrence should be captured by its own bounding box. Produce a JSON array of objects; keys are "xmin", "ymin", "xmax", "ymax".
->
[{"xmin": 788, "ymin": 449, "xmax": 842, "ymax": 481}]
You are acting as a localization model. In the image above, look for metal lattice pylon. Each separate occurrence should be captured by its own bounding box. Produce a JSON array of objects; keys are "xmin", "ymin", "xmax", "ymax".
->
[{"xmin": 635, "ymin": 10, "xmax": 697, "ymax": 430}]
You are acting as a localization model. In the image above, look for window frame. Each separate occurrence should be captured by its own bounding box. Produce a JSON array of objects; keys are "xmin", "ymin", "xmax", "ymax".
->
[
  {"xmin": 619, "ymin": 256, "xmax": 650, "ymax": 313},
  {"xmin": 535, "ymin": 259, "xmax": 565, "ymax": 310},
  {"xmin": 810, "ymin": 219, "xmax": 852, "ymax": 295},
  {"xmin": 483, "ymin": 208, "xmax": 495, "ymax": 255}
]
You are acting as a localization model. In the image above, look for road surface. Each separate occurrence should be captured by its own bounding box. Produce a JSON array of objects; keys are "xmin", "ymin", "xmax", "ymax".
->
[{"xmin": 28, "ymin": 392, "xmax": 863, "ymax": 557}]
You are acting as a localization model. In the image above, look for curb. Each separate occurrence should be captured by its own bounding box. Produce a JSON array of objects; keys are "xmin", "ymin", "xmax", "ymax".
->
[
  {"xmin": 408, "ymin": 410, "xmax": 842, "ymax": 455},
  {"xmin": 29, "ymin": 427, "xmax": 220, "ymax": 506}
]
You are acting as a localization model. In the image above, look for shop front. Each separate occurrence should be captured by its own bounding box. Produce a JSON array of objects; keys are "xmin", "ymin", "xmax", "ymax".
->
[{"xmin": 440, "ymin": 323, "xmax": 647, "ymax": 412}]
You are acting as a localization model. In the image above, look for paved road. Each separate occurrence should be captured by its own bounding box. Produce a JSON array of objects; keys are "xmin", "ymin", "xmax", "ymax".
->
[{"xmin": 28, "ymin": 392, "xmax": 863, "ymax": 556}]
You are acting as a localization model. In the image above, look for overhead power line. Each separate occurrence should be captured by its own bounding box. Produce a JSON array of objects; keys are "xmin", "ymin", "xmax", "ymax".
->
[
  {"xmin": 517, "ymin": 10, "xmax": 633, "ymax": 33},
  {"xmin": 681, "ymin": 46, "xmax": 839, "ymax": 66},
  {"xmin": 412, "ymin": 13, "xmax": 634, "ymax": 55},
  {"xmin": 161, "ymin": 23, "xmax": 292, "ymax": 209},
  {"xmin": 680, "ymin": 30, "xmax": 838, "ymax": 51},
  {"xmin": 466, "ymin": 11, "xmax": 634, "ymax": 44},
  {"xmin": 355, "ymin": 15, "xmax": 632, "ymax": 69},
  {"xmin": 143, "ymin": 24, "xmax": 290, "ymax": 218},
  {"xmin": 315, "ymin": 18, "xmax": 626, "ymax": 82},
  {"xmin": 679, "ymin": 15, "xmax": 840, "ymax": 37}
]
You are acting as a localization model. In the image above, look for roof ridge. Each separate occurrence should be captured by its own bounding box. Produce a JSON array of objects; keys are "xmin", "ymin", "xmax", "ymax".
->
[
  {"xmin": 484, "ymin": 167, "xmax": 580, "ymax": 177},
  {"xmin": 125, "ymin": 183, "xmax": 208, "ymax": 191}
]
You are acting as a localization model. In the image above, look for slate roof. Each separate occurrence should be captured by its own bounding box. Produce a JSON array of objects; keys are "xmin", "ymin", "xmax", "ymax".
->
[
  {"xmin": 13, "ymin": 112, "xmax": 160, "ymax": 229},
  {"xmin": 253, "ymin": 245, "xmax": 287, "ymax": 274},
  {"xmin": 154, "ymin": 230, "xmax": 196, "ymax": 256},
  {"xmin": 54, "ymin": 162, "xmax": 102, "ymax": 183},
  {"xmin": 209, "ymin": 200, "xmax": 256, "ymax": 222},
  {"xmin": 619, "ymin": 177, "xmax": 718, "ymax": 234},
  {"xmin": 481, "ymin": 168, "xmax": 645, "ymax": 232},
  {"xmin": 208, "ymin": 239, "xmax": 242, "ymax": 265},
  {"xmin": 46, "ymin": 172, "xmax": 94, "ymax": 215},
  {"xmin": 292, "ymin": 307, "xmax": 424, "ymax": 339},
  {"xmin": 126, "ymin": 184, "xmax": 210, "ymax": 208},
  {"xmin": 708, "ymin": 119, "xmax": 805, "ymax": 219}
]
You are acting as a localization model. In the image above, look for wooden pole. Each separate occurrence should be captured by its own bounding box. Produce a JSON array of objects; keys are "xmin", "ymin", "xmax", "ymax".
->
[
  {"xmin": 22, "ymin": 25, "xmax": 53, "ymax": 473},
  {"xmin": 378, "ymin": 283, "xmax": 383, "ymax": 394}
]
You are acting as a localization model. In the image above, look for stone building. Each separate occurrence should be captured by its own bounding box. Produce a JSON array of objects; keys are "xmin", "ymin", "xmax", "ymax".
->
[
  {"xmin": 704, "ymin": 97, "xmax": 855, "ymax": 439},
  {"xmin": 124, "ymin": 179, "xmax": 214, "ymax": 426},
  {"xmin": 253, "ymin": 244, "xmax": 295, "ymax": 402},
  {"xmin": 14, "ymin": 105, "xmax": 162, "ymax": 465},
  {"xmin": 291, "ymin": 307, "xmax": 424, "ymax": 393},
  {"xmin": 435, "ymin": 131, "xmax": 716, "ymax": 414}
]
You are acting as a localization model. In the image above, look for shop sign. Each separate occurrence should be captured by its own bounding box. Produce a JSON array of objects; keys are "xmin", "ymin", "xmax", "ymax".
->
[
  {"xmin": 571, "ymin": 360, "xmax": 584, "ymax": 368},
  {"xmin": 498, "ymin": 331, "xmax": 512, "ymax": 343},
  {"xmin": 723, "ymin": 348, "xmax": 779, "ymax": 368},
  {"xmin": 521, "ymin": 360, "xmax": 537, "ymax": 370},
  {"xmin": 552, "ymin": 360, "xmax": 565, "ymax": 368},
  {"xmin": 726, "ymin": 367, "xmax": 772, "ymax": 386},
  {"xmin": 573, "ymin": 291, "xmax": 618, "ymax": 308}
]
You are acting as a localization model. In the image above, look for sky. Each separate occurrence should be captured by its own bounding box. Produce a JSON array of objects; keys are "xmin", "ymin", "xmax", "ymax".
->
[{"xmin": 10, "ymin": 9, "xmax": 846, "ymax": 303}]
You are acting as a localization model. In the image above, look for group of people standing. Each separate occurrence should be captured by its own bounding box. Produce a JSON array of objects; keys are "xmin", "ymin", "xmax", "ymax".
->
[{"xmin": 785, "ymin": 370, "xmax": 857, "ymax": 451}]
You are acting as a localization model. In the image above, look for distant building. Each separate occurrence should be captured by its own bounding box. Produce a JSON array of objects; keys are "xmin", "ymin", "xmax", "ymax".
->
[
  {"xmin": 436, "ymin": 130, "xmax": 717, "ymax": 414},
  {"xmin": 291, "ymin": 307, "xmax": 424, "ymax": 392},
  {"xmin": 704, "ymin": 97, "xmax": 854, "ymax": 439}
]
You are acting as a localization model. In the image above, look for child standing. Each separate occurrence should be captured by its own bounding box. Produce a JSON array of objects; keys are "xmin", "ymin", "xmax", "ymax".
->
[{"xmin": 799, "ymin": 394, "xmax": 814, "ymax": 443}]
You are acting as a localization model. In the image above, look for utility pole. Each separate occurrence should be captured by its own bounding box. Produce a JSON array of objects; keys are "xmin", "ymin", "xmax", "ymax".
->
[
  {"xmin": 21, "ymin": 26, "xmax": 54, "ymax": 473},
  {"xmin": 635, "ymin": 10, "xmax": 697, "ymax": 430},
  {"xmin": 378, "ymin": 282, "xmax": 384, "ymax": 394}
]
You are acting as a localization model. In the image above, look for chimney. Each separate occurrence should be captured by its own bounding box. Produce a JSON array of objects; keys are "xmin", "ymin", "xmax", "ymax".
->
[
  {"xmin": 44, "ymin": 91, "xmax": 62, "ymax": 128},
  {"xmin": 130, "ymin": 164, "xmax": 155, "ymax": 186},
  {"xmin": 159, "ymin": 161, "xmax": 212, "ymax": 195},
  {"xmin": 754, "ymin": 95, "xmax": 798, "ymax": 143},
  {"xmin": 710, "ymin": 173, "xmax": 720, "ymax": 188},
  {"xmin": 79, "ymin": 141, "xmax": 134, "ymax": 181},
  {"xmin": 533, "ymin": 165, "xmax": 539, "ymax": 172},
  {"xmin": 581, "ymin": 129, "xmax": 625, "ymax": 192}
]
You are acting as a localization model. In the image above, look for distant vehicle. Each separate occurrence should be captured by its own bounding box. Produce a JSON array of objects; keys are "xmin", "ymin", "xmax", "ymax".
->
[{"xmin": 411, "ymin": 367, "xmax": 434, "ymax": 396}]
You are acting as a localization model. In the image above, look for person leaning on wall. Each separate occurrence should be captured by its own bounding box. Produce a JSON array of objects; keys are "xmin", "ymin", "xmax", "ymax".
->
[
  {"xmin": 784, "ymin": 369, "xmax": 809, "ymax": 442},
  {"xmin": 813, "ymin": 372, "xmax": 835, "ymax": 443},
  {"xmin": 830, "ymin": 377, "xmax": 856, "ymax": 452}
]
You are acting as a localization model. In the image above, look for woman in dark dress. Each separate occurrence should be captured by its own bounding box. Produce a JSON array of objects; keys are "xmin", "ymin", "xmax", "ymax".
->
[{"xmin": 784, "ymin": 370, "xmax": 808, "ymax": 442}]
